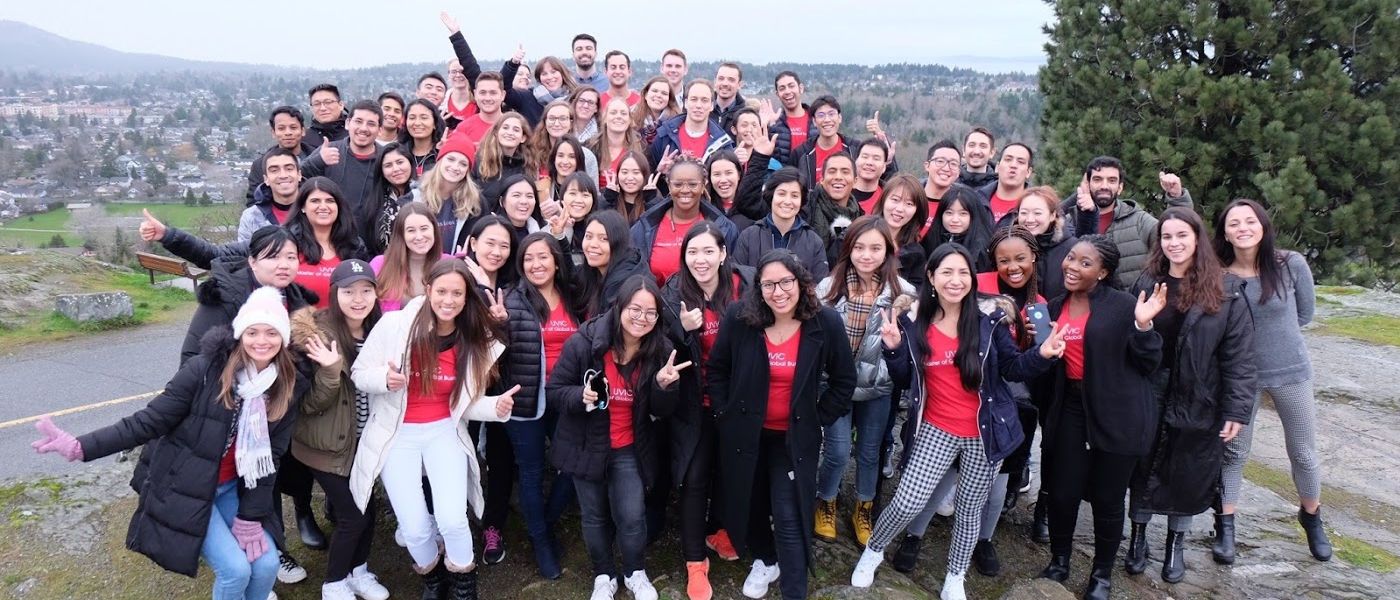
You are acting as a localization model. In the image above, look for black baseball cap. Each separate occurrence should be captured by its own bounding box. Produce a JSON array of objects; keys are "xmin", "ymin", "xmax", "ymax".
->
[{"xmin": 331, "ymin": 259, "xmax": 376, "ymax": 288}]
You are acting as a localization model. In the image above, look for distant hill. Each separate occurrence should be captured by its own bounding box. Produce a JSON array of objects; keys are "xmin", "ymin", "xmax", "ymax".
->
[{"xmin": 0, "ymin": 21, "xmax": 281, "ymax": 75}]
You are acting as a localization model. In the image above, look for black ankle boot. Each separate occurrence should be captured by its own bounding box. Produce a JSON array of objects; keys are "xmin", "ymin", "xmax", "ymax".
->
[
  {"xmin": 1161, "ymin": 529, "xmax": 1186, "ymax": 584},
  {"xmin": 447, "ymin": 568, "xmax": 478, "ymax": 600},
  {"xmin": 1212, "ymin": 513, "xmax": 1237, "ymax": 564},
  {"xmin": 295, "ymin": 504, "xmax": 327, "ymax": 550},
  {"xmin": 420, "ymin": 562, "xmax": 448, "ymax": 600},
  {"xmin": 1039, "ymin": 554, "xmax": 1070, "ymax": 582},
  {"xmin": 1081, "ymin": 564, "xmax": 1112, "ymax": 600},
  {"xmin": 1032, "ymin": 490, "xmax": 1050, "ymax": 544},
  {"xmin": 1298, "ymin": 506, "xmax": 1334, "ymax": 561},
  {"xmin": 1124, "ymin": 522, "xmax": 1149, "ymax": 575}
]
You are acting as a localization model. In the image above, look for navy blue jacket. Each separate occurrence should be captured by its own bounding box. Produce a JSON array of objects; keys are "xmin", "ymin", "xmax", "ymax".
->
[
  {"xmin": 628, "ymin": 198, "xmax": 740, "ymax": 268},
  {"xmin": 883, "ymin": 296, "xmax": 1054, "ymax": 465},
  {"xmin": 648, "ymin": 115, "xmax": 734, "ymax": 168}
]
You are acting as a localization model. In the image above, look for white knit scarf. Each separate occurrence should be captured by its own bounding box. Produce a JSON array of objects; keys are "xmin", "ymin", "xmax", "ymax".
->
[{"xmin": 234, "ymin": 364, "xmax": 278, "ymax": 488}]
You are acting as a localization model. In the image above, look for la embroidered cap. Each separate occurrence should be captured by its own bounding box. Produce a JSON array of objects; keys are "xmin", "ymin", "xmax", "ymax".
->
[{"xmin": 330, "ymin": 259, "xmax": 376, "ymax": 288}]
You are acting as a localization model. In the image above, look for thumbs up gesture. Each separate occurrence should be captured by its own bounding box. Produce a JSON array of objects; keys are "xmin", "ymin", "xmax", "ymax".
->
[
  {"xmin": 138, "ymin": 208, "xmax": 167, "ymax": 242},
  {"xmin": 679, "ymin": 301, "xmax": 704, "ymax": 332},
  {"xmin": 386, "ymin": 360, "xmax": 406, "ymax": 391},
  {"xmin": 320, "ymin": 138, "xmax": 341, "ymax": 166},
  {"xmin": 512, "ymin": 44, "xmax": 526, "ymax": 65},
  {"xmin": 494, "ymin": 384, "xmax": 521, "ymax": 419},
  {"xmin": 865, "ymin": 110, "xmax": 885, "ymax": 138}
]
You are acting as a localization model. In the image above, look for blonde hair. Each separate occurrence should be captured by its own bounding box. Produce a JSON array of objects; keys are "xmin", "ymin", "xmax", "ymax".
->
[
  {"xmin": 420, "ymin": 161, "xmax": 484, "ymax": 221},
  {"xmin": 590, "ymin": 98, "xmax": 643, "ymax": 167}
]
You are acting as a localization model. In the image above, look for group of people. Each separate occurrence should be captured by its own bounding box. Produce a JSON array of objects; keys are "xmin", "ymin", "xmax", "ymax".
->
[{"xmin": 29, "ymin": 15, "xmax": 1333, "ymax": 600}]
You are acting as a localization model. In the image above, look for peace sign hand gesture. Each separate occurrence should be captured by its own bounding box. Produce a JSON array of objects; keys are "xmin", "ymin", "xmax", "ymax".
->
[
  {"xmin": 654, "ymin": 350, "xmax": 692, "ymax": 389},
  {"xmin": 1135, "ymin": 282, "xmax": 1168, "ymax": 329},
  {"xmin": 1039, "ymin": 322, "xmax": 1070, "ymax": 359},
  {"xmin": 679, "ymin": 301, "xmax": 703, "ymax": 332},
  {"xmin": 657, "ymin": 146, "xmax": 679, "ymax": 175},
  {"xmin": 878, "ymin": 307, "xmax": 902, "ymax": 350},
  {"xmin": 486, "ymin": 288, "xmax": 508, "ymax": 322},
  {"xmin": 547, "ymin": 212, "xmax": 573, "ymax": 237},
  {"xmin": 138, "ymin": 208, "xmax": 167, "ymax": 242},
  {"xmin": 304, "ymin": 335, "xmax": 342, "ymax": 368},
  {"xmin": 643, "ymin": 172, "xmax": 661, "ymax": 191}
]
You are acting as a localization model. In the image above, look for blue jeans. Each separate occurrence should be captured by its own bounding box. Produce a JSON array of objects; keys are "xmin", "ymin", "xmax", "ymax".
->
[
  {"xmin": 504, "ymin": 416, "xmax": 574, "ymax": 541},
  {"xmin": 203, "ymin": 480, "xmax": 280, "ymax": 600},
  {"xmin": 817, "ymin": 395, "xmax": 891, "ymax": 502},
  {"xmin": 574, "ymin": 448, "xmax": 647, "ymax": 578},
  {"xmin": 749, "ymin": 431, "xmax": 807, "ymax": 600}
]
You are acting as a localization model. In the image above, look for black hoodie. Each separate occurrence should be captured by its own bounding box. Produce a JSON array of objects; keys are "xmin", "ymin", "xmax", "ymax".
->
[{"xmin": 306, "ymin": 110, "xmax": 349, "ymax": 147}]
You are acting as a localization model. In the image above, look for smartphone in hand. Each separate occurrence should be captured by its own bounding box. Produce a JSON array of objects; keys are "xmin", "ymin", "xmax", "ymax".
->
[{"xmin": 1027, "ymin": 303, "xmax": 1053, "ymax": 347}]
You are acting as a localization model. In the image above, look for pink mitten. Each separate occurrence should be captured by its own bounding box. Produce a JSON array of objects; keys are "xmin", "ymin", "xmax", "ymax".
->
[
  {"xmin": 230, "ymin": 518, "xmax": 268, "ymax": 562},
  {"xmin": 32, "ymin": 416, "xmax": 83, "ymax": 462}
]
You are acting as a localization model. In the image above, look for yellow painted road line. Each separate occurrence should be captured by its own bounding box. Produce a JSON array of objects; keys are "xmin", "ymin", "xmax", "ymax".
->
[{"xmin": 0, "ymin": 390, "xmax": 158, "ymax": 430}]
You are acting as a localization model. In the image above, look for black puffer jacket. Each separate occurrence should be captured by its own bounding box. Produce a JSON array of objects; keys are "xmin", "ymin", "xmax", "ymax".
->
[
  {"xmin": 545, "ymin": 312, "xmax": 679, "ymax": 486},
  {"xmin": 1130, "ymin": 273, "xmax": 1256, "ymax": 516},
  {"xmin": 178, "ymin": 257, "xmax": 319, "ymax": 365},
  {"xmin": 580, "ymin": 247, "xmax": 649, "ymax": 317},
  {"xmin": 658, "ymin": 265, "xmax": 755, "ymax": 481},
  {"xmin": 474, "ymin": 154, "xmax": 529, "ymax": 208},
  {"xmin": 80, "ymin": 327, "xmax": 307, "ymax": 577},
  {"xmin": 766, "ymin": 105, "xmax": 811, "ymax": 166},
  {"xmin": 499, "ymin": 284, "xmax": 583, "ymax": 418},
  {"xmin": 307, "ymin": 111, "xmax": 348, "ymax": 147}
]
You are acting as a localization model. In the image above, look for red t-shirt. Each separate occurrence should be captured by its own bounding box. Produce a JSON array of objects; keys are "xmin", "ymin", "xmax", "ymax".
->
[
  {"xmin": 604, "ymin": 352, "xmax": 636, "ymax": 449},
  {"xmin": 297, "ymin": 255, "xmax": 340, "ymax": 309},
  {"xmin": 648, "ymin": 212, "xmax": 700, "ymax": 285},
  {"xmin": 449, "ymin": 115, "xmax": 495, "ymax": 163},
  {"xmin": 269, "ymin": 203, "xmax": 291, "ymax": 225},
  {"xmin": 541, "ymin": 301, "xmax": 577, "ymax": 374},
  {"xmin": 405, "ymin": 348, "xmax": 456, "ymax": 423},
  {"xmin": 1059, "ymin": 305, "xmax": 1090, "ymax": 380},
  {"xmin": 445, "ymin": 93, "xmax": 477, "ymax": 121},
  {"xmin": 856, "ymin": 185, "xmax": 883, "ymax": 215},
  {"xmin": 1097, "ymin": 210, "xmax": 1115, "ymax": 235},
  {"xmin": 989, "ymin": 193, "xmax": 1019, "ymax": 222},
  {"xmin": 678, "ymin": 123, "xmax": 710, "ymax": 161},
  {"xmin": 812, "ymin": 141, "xmax": 845, "ymax": 184},
  {"xmin": 922, "ymin": 326, "xmax": 980, "ymax": 437},
  {"xmin": 764, "ymin": 330, "xmax": 801, "ymax": 431},
  {"xmin": 218, "ymin": 438, "xmax": 238, "ymax": 484},
  {"xmin": 601, "ymin": 90, "xmax": 641, "ymax": 109},
  {"xmin": 786, "ymin": 115, "xmax": 809, "ymax": 151}
]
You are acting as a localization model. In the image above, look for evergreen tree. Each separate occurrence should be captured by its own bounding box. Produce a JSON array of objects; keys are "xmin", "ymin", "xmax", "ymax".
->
[{"xmin": 1039, "ymin": 0, "xmax": 1399, "ymax": 283}]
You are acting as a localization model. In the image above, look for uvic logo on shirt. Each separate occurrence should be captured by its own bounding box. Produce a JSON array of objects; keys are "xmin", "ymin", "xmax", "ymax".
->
[
  {"xmin": 924, "ymin": 349, "xmax": 956, "ymax": 368},
  {"xmin": 768, "ymin": 351, "xmax": 797, "ymax": 368}
]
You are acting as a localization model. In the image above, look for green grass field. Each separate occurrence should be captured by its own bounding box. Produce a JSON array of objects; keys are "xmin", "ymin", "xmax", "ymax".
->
[
  {"xmin": 0, "ymin": 210, "xmax": 73, "ymax": 247},
  {"xmin": 0, "ymin": 203, "xmax": 241, "ymax": 249},
  {"xmin": 103, "ymin": 202, "xmax": 241, "ymax": 229}
]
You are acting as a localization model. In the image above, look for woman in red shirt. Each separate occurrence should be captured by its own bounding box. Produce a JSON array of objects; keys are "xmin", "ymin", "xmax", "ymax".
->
[
  {"xmin": 851, "ymin": 243, "xmax": 1063, "ymax": 600},
  {"xmin": 706, "ymin": 250, "xmax": 857, "ymax": 600},
  {"xmin": 546, "ymin": 275, "xmax": 683, "ymax": 600},
  {"xmin": 495, "ymin": 232, "xmax": 586, "ymax": 580}
]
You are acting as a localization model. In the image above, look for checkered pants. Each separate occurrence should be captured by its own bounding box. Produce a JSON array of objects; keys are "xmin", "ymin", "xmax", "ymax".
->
[{"xmin": 866, "ymin": 421, "xmax": 1000, "ymax": 576}]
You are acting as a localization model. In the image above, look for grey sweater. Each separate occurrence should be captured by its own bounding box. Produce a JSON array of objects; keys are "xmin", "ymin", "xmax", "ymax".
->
[{"xmin": 1241, "ymin": 251, "xmax": 1315, "ymax": 387}]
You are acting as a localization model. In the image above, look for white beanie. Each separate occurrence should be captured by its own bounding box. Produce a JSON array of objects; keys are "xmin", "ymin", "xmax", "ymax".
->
[{"xmin": 232, "ymin": 286, "xmax": 291, "ymax": 346}]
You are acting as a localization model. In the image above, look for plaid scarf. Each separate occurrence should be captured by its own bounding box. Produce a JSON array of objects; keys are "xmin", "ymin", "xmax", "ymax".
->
[{"xmin": 843, "ymin": 270, "xmax": 879, "ymax": 354}]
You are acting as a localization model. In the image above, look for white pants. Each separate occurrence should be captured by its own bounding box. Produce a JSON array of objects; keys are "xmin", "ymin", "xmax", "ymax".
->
[{"xmin": 380, "ymin": 419, "xmax": 475, "ymax": 568}]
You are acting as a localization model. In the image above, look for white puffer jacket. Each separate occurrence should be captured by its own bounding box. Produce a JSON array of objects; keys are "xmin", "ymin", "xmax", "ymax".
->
[{"xmin": 348, "ymin": 295, "xmax": 509, "ymax": 513}]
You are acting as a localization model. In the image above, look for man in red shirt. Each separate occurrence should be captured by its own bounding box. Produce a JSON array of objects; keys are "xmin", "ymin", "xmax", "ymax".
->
[
  {"xmin": 446, "ymin": 71, "xmax": 506, "ymax": 161},
  {"xmin": 648, "ymin": 80, "xmax": 734, "ymax": 167},
  {"xmin": 793, "ymin": 95, "xmax": 847, "ymax": 187},
  {"xmin": 851, "ymin": 139, "xmax": 889, "ymax": 214},
  {"xmin": 600, "ymin": 50, "xmax": 640, "ymax": 108},
  {"xmin": 767, "ymin": 71, "xmax": 811, "ymax": 166},
  {"xmin": 980, "ymin": 142, "xmax": 1033, "ymax": 226},
  {"xmin": 923, "ymin": 140, "xmax": 961, "ymax": 202}
]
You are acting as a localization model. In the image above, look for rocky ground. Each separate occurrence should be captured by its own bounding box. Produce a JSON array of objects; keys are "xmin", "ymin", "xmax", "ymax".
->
[{"xmin": 1, "ymin": 286, "xmax": 1398, "ymax": 599}]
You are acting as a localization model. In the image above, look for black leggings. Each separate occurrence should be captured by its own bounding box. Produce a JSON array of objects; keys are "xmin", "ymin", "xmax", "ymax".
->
[
  {"xmin": 680, "ymin": 411, "xmax": 722, "ymax": 561},
  {"xmin": 309, "ymin": 468, "xmax": 378, "ymax": 582},
  {"xmin": 480, "ymin": 421, "xmax": 516, "ymax": 531},
  {"xmin": 270, "ymin": 454, "xmax": 317, "ymax": 551},
  {"xmin": 1044, "ymin": 382, "xmax": 1138, "ymax": 567}
]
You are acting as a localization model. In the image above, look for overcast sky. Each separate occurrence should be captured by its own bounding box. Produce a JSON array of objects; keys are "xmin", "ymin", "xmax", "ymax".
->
[{"xmin": 1, "ymin": 0, "xmax": 1054, "ymax": 73}]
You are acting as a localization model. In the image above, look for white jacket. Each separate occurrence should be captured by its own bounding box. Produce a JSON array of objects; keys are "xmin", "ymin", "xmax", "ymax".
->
[{"xmin": 348, "ymin": 295, "xmax": 509, "ymax": 513}]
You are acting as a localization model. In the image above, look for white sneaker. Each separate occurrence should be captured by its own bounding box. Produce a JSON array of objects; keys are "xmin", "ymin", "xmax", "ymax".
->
[
  {"xmin": 940, "ymin": 571, "xmax": 966, "ymax": 600},
  {"xmin": 277, "ymin": 553, "xmax": 307, "ymax": 584},
  {"xmin": 623, "ymin": 570, "xmax": 658, "ymax": 600},
  {"xmin": 267, "ymin": 592, "xmax": 278, "ymax": 600},
  {"xmin": 590, "ymin": 574, "xmax": 618, "ymax": 600},
  {"xmin": 851, "ymin": 547, "xmax": 884, "ymax": 587},
  {"xmin": 936, "ymin": 487, "xmax": 957, "ymax": 517},
  {"xmin": 346, "ymin": 566, "xmax": 390, "ymax": 600},
  {"xmin": 320, "ymin": 580, "xmax": 354, "ymax": 600},
  {"xmin": 742, "ymin": 560, "xmax": 781, "ymax": 598}
]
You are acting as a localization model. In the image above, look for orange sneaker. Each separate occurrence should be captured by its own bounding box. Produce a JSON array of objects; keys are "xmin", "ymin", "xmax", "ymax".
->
[
  {"xmin": 705, "ymin": 529, "xmax": 739, "ymax": 561},
  {"xmin": 686, "ymin": 559, "xmax": 712, "ymax": 600}
]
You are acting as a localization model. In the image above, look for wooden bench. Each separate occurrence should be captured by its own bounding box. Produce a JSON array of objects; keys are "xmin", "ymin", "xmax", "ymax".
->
[{"xmin": 137, "ymin": 251, "xmax": 208, "ymax": 287}]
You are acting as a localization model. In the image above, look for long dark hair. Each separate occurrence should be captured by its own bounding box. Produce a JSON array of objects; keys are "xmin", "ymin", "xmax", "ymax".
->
[
  {"xmin": 1213, "ymin": 198, "xmax": 1286, "ymax": 305},
  {"xmin": 286, "ymin": 176, "xmax": 360, "ymax": 264},
  {"xmin": 578, "ymin": 210, "xmax": 633, "ymax": 316},
  {"xmin": 872, "ymin": 173, "xmax": 928, "ymax": 248},
  {"xmin": 704, "ymin": 149, "xmax": 742, "ymax": 204},
  {"xmin": 739, "ymin": 249, "xmax": 822, "ymax": 328},
  {"xmin": 678, "ymin": 222, "xmax": 738, "ymax": 315},
  {"xmin": 467, "ymin": 214, "xmax": 518, "ymax": 289},
  {"xmin": 608, "ymin": 274, "xmax": 671, "ymax": 389},
  {"xmin": 824, "ymin": 215, "xmax": 903, "ymax": 305},
  {"xmin": 612, "ymin": 150, "xmax": 651, "ymax": 224},
  {"xmin": 927, "ymin": 184, "xmax": 993, "ymax": 265},
  {"xmin": 1148, "ymin": 207, "xmax": 1224, "ymax": 314},
  {"xmin": 407, "ymin": 260, "xmax": 505, "ymax": 409},
  {"xmin": 397, "ymin": 98, "xmax": 446, "ymax": 149},
  {"xmin": 369, "ymin": 142, "xmax": 413, "ymax": 199},
  {"xmin": 515, "ymin": 232, "xmax": 584, "ymax": 322},
  {"xmin": 318, "ymin": 275, "xmax": 383, "ymax": 368},
  {"xmin": 915, "ymin": 243, "xmax": 983, "ymax": 391},
  {"xmin": 549, "ymin": 136, "xmax": 588, "ymax": 184}
]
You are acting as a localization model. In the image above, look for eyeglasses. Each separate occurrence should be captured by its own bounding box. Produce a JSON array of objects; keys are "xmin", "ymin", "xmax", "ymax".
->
[
  {"xmin": 545, "ymin": 115, "xmax": 572, "ymax": 123},
  {"xmin": 927, "ymin": 158, "xmax": 958, "ymax": 169},
  {"xmin": 625, "ymin": 305, "xmax": 659, "ymax": 323},
  {"xmin": 311, "ymin": 100, "xmax": 340, "ymax": 108},
  {"xmin": 670, "ymin": 180, "xmax": 703, "ymax": 189},
  {"xmin": 813, "ymin": 110, "xmax": 839, "ymax": 120},
  {"xmin": 448, "ymin": 68, "xmax": 465, "ymax": 75},
  {"xmin": 759, "ymin": 277, "xmax": 797, "ymax": 293}
]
